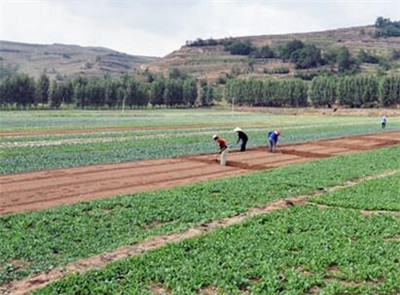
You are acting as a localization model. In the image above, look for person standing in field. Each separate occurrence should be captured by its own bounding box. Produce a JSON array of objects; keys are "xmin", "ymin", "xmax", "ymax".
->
[
  {"xmin": 381, "ymin": 116, "xmax": 387, "ymax": 129},
  {"xmin": 268, "ymin": 130, "xmax": 281, "ymax": 153},
  {"xmin": 234, "ymin": 127, "xmax": 248, "ymax": 152},
  {"xmin": 213, "ymin": 134, "xmax": 228, "ymax": 166}
]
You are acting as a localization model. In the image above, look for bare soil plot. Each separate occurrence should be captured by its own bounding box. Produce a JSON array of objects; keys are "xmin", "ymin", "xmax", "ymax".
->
[{"xmin": 0, "ymin": 131, "xmax": 399, "ymax": 215}]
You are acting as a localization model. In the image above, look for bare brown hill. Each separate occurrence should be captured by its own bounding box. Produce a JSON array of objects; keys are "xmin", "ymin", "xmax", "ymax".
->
[
  {"xmin": 149, "ymin": 25, "xmax": 400, "ymax": 81},
  {"xmin": 0, "ymin": 41, "xmax": 158, "ymax": 79}
]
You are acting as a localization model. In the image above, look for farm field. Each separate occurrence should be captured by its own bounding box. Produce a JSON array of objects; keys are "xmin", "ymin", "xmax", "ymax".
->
[
  {"xmin": 1, "ymin": 144, "xmax": 399, "ymax": 294},
  {"xmin": 2, "ymin": 109, "xmax": 400, "ymax": 133},
  {"xmin": 2, "ymin": 1, "xmax": 400, "ymax": 294},
  {"xmin": 35, "ymin": 202, "xmax": 400, "ymax": 295},
  {"xmin": 312, "ymin": 173, "xmax": 400, "ymax": 211},
  {"xmin": 1, "ymin": 131, "xmax": 399, "ymax": 214},
  {"xmin": 0, "ymin": 109, "xmax": 399, "ymax": 295},
  {"xmin": 1, "ymin": 109, "xmax": 400, "ymax": 174}
]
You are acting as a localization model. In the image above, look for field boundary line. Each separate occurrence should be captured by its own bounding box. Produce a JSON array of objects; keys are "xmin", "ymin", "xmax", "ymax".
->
[{"xmin": 2, "ymin": 168, "xmax": 399, "ymax": 295}]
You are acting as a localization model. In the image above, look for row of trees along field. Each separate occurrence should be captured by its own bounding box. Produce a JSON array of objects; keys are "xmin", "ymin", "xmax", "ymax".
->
[
  {"xmin": 225, "ymin": 78, "xmax": 308, "ymax": 107},
  {"xmin": 0, "ymin": 72, "xmax": 216, "ymax": 109},
  {"xmin": 0, "ymin": 72, "xmax": 399, "ymax": 109},
  {"xmin": 310, "ymin": 75, "xmax": 400, "ymax": 107},
  {"xmin": 225, "ymin": 75, "xmax": 400, "ymax": 107}
]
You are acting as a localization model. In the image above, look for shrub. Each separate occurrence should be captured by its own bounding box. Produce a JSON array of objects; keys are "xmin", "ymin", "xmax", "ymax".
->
[{"xmin": 224, "ymin": 41, "xmax": 255, "ymax": 55}]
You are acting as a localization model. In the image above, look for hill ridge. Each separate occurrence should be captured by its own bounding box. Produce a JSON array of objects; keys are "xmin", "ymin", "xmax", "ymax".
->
[
  {"xmin": 0, "ymin": 40, "xmax": 158, "ymax": 79},
  {"xmin": 149, "ymin": 25, "xmax": 400, "ymax": 80}
]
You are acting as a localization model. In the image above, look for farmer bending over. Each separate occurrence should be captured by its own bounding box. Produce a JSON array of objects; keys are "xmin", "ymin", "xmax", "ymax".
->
[
  {"xmin": 268, "ymin": 130, "xmax": 281, "ymax": 153},
  {"xmin": 234, "ymin": 127, "xmax": 248, "ymax": 152},
  {"xmin": 213, "ymin": 134, "xmax": 228, "ymax": 166}
]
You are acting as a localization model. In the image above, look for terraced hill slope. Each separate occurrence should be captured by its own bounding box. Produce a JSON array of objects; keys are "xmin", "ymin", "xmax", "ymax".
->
[{"xmin": 149, "ymin": 25, "xmax": 400, "ymax": 81}]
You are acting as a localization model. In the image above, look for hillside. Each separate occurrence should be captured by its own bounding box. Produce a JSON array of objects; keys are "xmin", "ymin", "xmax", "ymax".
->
[
  {"xmin": 0, "ymin": 41, "xmax": 158, "ymax": 79},
  {"xmin": 148, "ymin": 25, "xmax": 400, "ymax": 81}
]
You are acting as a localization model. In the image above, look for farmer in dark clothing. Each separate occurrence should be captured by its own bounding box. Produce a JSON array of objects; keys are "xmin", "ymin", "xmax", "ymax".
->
[
  {"xmin": 268, "ymin": 130, "xmax": 281, "ymax": 153},
  {"xmin": 234, "ymin": 127, "xmax": 248, "ymax": 152},
  {"xmin": 381, "ymin": 116, "xmax": 387, "ymax": 129}
]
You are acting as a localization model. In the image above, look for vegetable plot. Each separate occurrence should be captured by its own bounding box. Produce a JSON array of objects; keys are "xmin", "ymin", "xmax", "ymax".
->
[
  {"xmin": 1, "ymin": 145, "xmax": 399, "ymax": 284},
  {"xmin": 35, "ymin": 205, "xmax": 400, "ymax": 295},
  {"xmin": 2, "ymin": 111, "xmax": 400, "ymax": 174},
  {"xmin": 312, "ymin": 172, "xmax": 400, "ymax": 211}
]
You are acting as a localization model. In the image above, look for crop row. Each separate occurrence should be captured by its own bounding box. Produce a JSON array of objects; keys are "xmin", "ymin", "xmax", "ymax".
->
[
  {"xmin": 1, "ymin": 110, "xmax": 301, "ymax": 132},
  {"xmin": 311, "ymin": 172, "xmax": 400, "ymax": 211},
  {"xmin": 35, "ymin": 204, "xmax": 400, "ymax": 294},
  {"xmin": 2, "ymin": 121, "xmax": 398, "ymax": 174},
  {"xmin": 1, "ymin": 119, "xmax": 344, "ymax": 143},
  {"xmin": 1, "ymin": 145, "xmax": 399, "ymax": 284}
]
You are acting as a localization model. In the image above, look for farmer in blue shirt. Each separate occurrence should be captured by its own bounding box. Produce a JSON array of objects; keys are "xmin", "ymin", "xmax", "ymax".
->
[{"xmin": 268, "ymin": 130, "xmax": 281, "ymax": 153}]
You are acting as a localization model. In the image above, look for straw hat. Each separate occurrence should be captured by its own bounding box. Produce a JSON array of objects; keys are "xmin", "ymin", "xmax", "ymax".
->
[{"xmin": 234, "ymin": 127, "xmax": 243, "ymax": 132}]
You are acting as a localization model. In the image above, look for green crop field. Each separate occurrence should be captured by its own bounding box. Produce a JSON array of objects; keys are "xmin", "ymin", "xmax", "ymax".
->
[
  {"xmin": 312, "ymin": 173, "xmax": 400, "ymax": 211},
  {"xmin": 1, "ymin": 109, "xmax": 399, "ymax": 294},
  {"xmin": 2, "ymin": 109, "xmax": 399, "ymax": 133},
  {"xmin": 1, "ymin": 145, "xmax": 399, "ymax": 285},
  {"xmin": 1, "ymin": 109, "xmax": 399, "ymax": 174},
  {"xmin": 2, "ymin": 4, "xmax": 400, "ymax": 294},
  {"xmin": 35, "ymin": 175, "xmax": 400, "ymax": 294}
]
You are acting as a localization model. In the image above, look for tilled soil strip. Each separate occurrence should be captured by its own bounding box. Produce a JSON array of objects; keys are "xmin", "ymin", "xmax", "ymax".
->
[
  {"xmin": 2, "ymin": 169, "xmax": 399, "ymax": 295},
  {"xmin": 0, "ymin": 168, "xmax": 248, "ymax": 215}
]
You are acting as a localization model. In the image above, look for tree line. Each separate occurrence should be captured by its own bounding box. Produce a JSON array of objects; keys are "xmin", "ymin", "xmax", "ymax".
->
[
  {"xmin": 225, "ymin": 78, "xmax": 308, "ymax": 107},
  {"xmin": 0, "ymin": 73, "xmax": 216, "ymax": 109},
  {"xmin": 310, "ymin": 75, "xmax": 400, "ymax": 107},
  {"xmin": 1, "ymin": 71, "xmax": 398, "ymax": 110},
  {"xmin": 226, "ymin": 75, "xmax": 400, "ymax": 108}
]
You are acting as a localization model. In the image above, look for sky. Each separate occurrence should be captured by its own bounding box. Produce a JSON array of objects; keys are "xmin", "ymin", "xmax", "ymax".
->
[{"xmin": 1, "ymin": 0, "xmax": 400, "ymax": 57}]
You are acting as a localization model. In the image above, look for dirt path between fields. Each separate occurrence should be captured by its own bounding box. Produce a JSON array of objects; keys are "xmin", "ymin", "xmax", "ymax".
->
[
  {"xmin": 2, "ymin": 169, "xmax": 399, "ymax": 295},
  {"xmin": 1, "ymin": 131, "xmax": 399, "ymax": 215}
]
